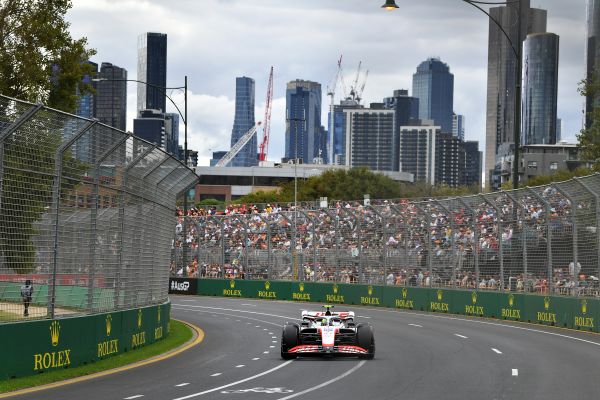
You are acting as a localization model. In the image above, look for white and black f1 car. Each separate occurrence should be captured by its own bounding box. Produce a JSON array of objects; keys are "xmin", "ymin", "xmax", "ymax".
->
[{"xmin": 281, "ymin": 305, "xmax": 375, "ymax": 359}]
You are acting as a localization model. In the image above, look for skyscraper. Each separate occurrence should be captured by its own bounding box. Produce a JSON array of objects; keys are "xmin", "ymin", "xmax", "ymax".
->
[
  {"xmin": 384, "ymin": 89, "xmax": 419, "ymax": 171},
  {"xmin": 399, "ymin": 125, "xmax": 439, "ymax": 185},
  {"xmin": 521, "ymin": 33, "xmax": 559, "ymax": 145},
  {"xmin": 485, "ymin": 0, "xmax": 547, "ymax": 185},
  {"xmin": 229, "ymin": 76, "xmax": 256, "ymax": 167},
  {"xmin": 285, "ymin": 80, "xmax": 326, "ymax": 164},
  {"xmin": 412, "ymin": 58, "xmax": 454, "ymax": 133},
  {"xmin": 339, "ymin": 104, "xmax": 394, "ymax": 171},
  {"xmin": 329, "ymin": 100, "xmax": 363, "ymax": 165},
  {"xmin": 137, "ymin": 32, "xmax": 167, "ymax": 114},
  {"xmin": 95, "ymin": 62, "xmax": 127, "ymax": 131},
  {"xmin": 75, "ymin": 61, "xmax": 98, "ymax": 120},
  {"xmin": 134, "ymin": 109, "xmax": 167, "ymax": 149},
  {"xmin": 452, "ymin": 113, "xmax": 465, "ymax": 141},
  {"xmin": 587, "ymin": 0, "xmax": 600, "ymax": 128}
]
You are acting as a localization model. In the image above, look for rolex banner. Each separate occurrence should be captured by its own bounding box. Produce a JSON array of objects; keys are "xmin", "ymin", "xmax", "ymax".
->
[{"xmin": 0, "ymin": 302, "xmax": 170, "ymax": 380}]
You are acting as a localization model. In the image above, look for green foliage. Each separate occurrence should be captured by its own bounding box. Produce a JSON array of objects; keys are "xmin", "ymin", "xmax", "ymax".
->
[
  {"xmin": 0, "ymin": 0, "xmax": 96, "ymax": 113},
  {"xmin": 0, "ymin": 115, "xmax": 89, "ymax": 273},
  {"xmin": 500, "ymin": 167, "xmax": 594, "ymax": 190},
  {"xmin": 197, "ymin": 198, "xmax": 223, "ymax": 206},
  {"xmin": 232, "ymin": 189, "xmax": 288, "ymax": 205},
  {"xmin": 577, "ymin": 72, "xmax": 600, "ymax": 162}
]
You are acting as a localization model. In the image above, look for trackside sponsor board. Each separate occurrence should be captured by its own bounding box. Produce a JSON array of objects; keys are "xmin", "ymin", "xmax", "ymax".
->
[
  {"xmin": 0, "ymin": 302, "xmax": 170, "ymax": 380},
  {"xmin": 169, "ymin": 278, "xmax": 198, "ymax": 295}
]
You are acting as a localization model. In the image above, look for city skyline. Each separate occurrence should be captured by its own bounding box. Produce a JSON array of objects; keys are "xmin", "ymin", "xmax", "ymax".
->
[{"xmin": 67, "ymin": 0, "xmax": 586, "ymax": 176}]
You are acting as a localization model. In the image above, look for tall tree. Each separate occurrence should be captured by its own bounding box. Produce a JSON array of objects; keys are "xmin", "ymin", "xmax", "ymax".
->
[
  {"xmin": 577, "ymin": 72, "xmax": 600, "ymax": 162},
  {"xmin": 0, "ymin": 0, "xmax": 96, "ymax": 113}
]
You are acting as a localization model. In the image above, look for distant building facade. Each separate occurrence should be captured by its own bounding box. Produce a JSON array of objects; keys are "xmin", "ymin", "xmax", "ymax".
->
[
  {"xmin": 137, "ymin": 32, "xmax": 167, "ymax": 114},
  {"xmin": 133, "ymin": 109, "xmax": 167, "ymax": 150},
  {"xmin": 285, "ymin": 80, "xmax": 327, "ymax": 164},
  {"xmin": 521, "ymin": 33, "xmax": 559, "ymax": 145},
  {"xmin": 383, "ymin": 89, "xmax": 420, "ymax": 171},
  {"xmin": 412, "ymin": 58, "xmax": 454, "ymax": 133},
  {"xmin": 587, "ymin": 0, "xmax": 600, "ymax": 128},
  {"xmin": 452, "ymin": 113, "xmax": 465, "ymax": 141},
  {"xmin": 229, "ymin": 76, "xmax": 257, "ymax": 167},
  {"xmin": 399, "ymin": 125, "xmax": 439, "ymax": 185},
  {"xmin": 95, "ymin": 62, "xmax": 127, "ymax": 131}
]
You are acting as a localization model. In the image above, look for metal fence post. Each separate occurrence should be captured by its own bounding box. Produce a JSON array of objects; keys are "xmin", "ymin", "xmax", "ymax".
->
[
  {"xmin": 480, "ymin": 194, "xmax": 503, "ymax": 291},
  {"xmin": 458, "ymin": 198, "xmax": 478, "ymax": 290},
  {"xmin": 87, "ymin": 134, "xmax": 129, "ymax": 312},
  {"xmin": 526, "ymin": 187, "xmax": 553, "ymax": 293},
  {"xmin": 48, "ymin": 120, "xmax": 97, "ymax": 318},
  {"xmin": 218, "ymin": 217, "xmax": 225, "ymax": 279},
  {"xmin": 552, "ymin": 183, "xmax": 579, "ymax": 291},
  {"xmin": 415, "ymin": 204, "xmax": 433, "ymax": 286},
  {"xmin": 299, "ymin": 210, "xmax": 317, "ymax": 282},
  {"xmin": 433, "ymin": 200, "xmax": 455, "ymax": 288},
  {"xmin": 369, "ymin": 205, "xmax": 387, "ymax": 285},
  {"xmin": 504, "ymin": 191, "xmax": 527, "ymax": 292},
  {"xmin": 573, "ymin": 177, "xmax": 600, "ymax": 291}
]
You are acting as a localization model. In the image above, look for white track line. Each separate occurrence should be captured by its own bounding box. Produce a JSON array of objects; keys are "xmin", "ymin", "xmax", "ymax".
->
[
  {"xmin": 172, "ymin": 307, "xmax": 283, "ymax": 328},
  {"xmin": 172, "ymin": 360, "xmax": 293, "ymax": 400},
  {"xmin": 454, "ymin": 334, "xmax": 468, "ymax": 339},
  {"xmin": 175, "ymin": 383, "xmax": 190, "ymax": 387},
  {"xmin": 276, "ymin": 361, "xmax": 366, "ymax": 400},
  {"xmin": 512, "ymin": 369, "xmax": 519, "ymax": 376},
  {"xmin": 124, "ymin": 396, "xmax": 144, "ymax": 400},
  {"xmin": 263, "ymin": 351, "xmax": 269, "ymax": 354},
  {"xmin": 491, "ymin": 348, "xmax": 503, "ymax": 354},
  {"xmin": 252, "ymin": 357, "xmax": 260, "ymax": 360},
  {"xmin": 235, "ymin": 365, "xmax": 245, "ymax": 368},
  {"xmin": 408, "ymin": 323, "xmax": 422, "ymax": 328},
  {"xmin": 210, "ymin": 373, "xmax": 221, "ymax": 377}
]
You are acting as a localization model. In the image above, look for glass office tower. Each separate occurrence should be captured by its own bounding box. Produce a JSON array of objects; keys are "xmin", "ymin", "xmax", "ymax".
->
[{"xmin": 412, "ymin": 58, "xmax": 454, "ymax": 134}]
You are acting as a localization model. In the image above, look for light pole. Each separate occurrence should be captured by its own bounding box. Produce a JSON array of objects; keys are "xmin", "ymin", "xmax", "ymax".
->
[
  {"xmin": 92, "ymin": 76, "xmax": 192, "ymax": 272},
  {"xmin": 287, "ymin": 111, "xmax": 305, "ymax": 280},
  {"xmin": 382, "ymin": 0, "xmax": 522, "ymax": 189}
]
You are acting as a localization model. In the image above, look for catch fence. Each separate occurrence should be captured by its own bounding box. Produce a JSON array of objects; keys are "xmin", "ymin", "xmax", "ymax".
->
[
  {"xmin": 0, "ymin": 95, "xmax": 197, "ymax": 322},
  {"xmin": 175, "ymin": 173, "xmax": 600, "ymax": 298}
]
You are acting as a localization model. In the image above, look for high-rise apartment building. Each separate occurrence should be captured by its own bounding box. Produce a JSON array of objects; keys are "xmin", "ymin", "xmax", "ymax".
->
[
  {"xmin": 521, "ymin": 33, "xmax": 559, "ymax": 145},
  {"xmin": 285, "ymin": 80, "xmax": 326, "ymax": 164},
  {"xmin": 165, "ymin": 112, "xmax": 179, "ymax": 156},
  {"xmin": 464, "ymin": 141, "xmax": 482, "ymax": 189},
  {"xmin": 329, "ymin": 100, "xmax": 363, "ymax": 165},
  {"xmin": 399, "ymin": 125, "xmax": 439, "ymax": 185},
  {"xmin": 452, "ymin": 113, "xmax": 465, "ymax": 141},
  {"xmin": 133, "ymin": 109, "xmax": 167, "ymax": 149},
  {"xmin": 137, "ymin": 32, "xmax": 167, "ymax": 114},
  {"xmin": 338, "ymin": 104, "xmax": 394, "ymax": 171},
  {"xmin": 412, "ymin": 58, "xmax": 454, "ymax": 133},
  {"xmin": 383, "ymin": 89, "xmax": 420, "ymax": 171},
  {"xmin": 229, "ymin": 76, "xmax": 257, "ymax": 167},
  {"xmin": 485, "ymin": 0, "xmax": 546, "ymax": 185},
  {"xmin": 587, "ymin": 0, "xmax": 600, "ymax": 128},
  {"xmin": 95, "ymin": 62, "xmax": 127, "ymax": 131}
]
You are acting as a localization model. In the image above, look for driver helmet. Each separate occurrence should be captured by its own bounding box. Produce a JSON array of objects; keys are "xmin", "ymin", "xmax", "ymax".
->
[{"xmin": 321, "ymin": 318, "xmax": 328, "ymax": 326}]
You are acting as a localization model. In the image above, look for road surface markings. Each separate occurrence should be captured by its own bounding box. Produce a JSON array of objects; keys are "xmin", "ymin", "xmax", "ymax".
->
[
  {"xmin": 276, "ymin": 361, "xmax": 366, "ymax": 400},
  {"xmin": 272, "ymin": 336, "xmax": 277, "ymax": 339},
  {"xmin": 512, "ymin": 369, "xmax": 519, "ymax": 376},
  {"xmin": 272, "ymin": 340, "xmax": 277, "ymax": 343},
  {"xmin": 408, "ymin": 323, "xmax": 422, "ymax": 328},
  {"xmin": 252, "ymin": 357, "xmax": 260, "ymax": 360},
  {"xmin": 210, "ymin": 373, "xmax": 222, "ymax": 377},
  {"xmin": 269, "ymin": 332, "xmax": 274, "ymax": 335},
  {"xmin": 269, "ymin": 345, "xmax": 275, "ymax": 348},
  {"xmin": 176, "ymin": 383, "xmax": 190, "ymax": 387},
  {"xmin": 171, "ymin": 360, "xmax": 294, "ymax": 400},
  {"xmin": 263, "ymin": 351, "xmax": 269, "ymax": 354},
  {"xmin": 235, "ymin": 365, "xmax": 245, "ymax": 368},
  {"xmin": 492, "ymin": 348, "xmax": 503, "ymax": 354},
  {"xmin": 454, "ymin": 334, "xmax": 468, "ymax": 339},
  {"xmin": 124, "ymin": 396, "xmax": 144, "ymax": 400},
  {"xmin": 263, "ymin": 328, "xmax": 268, "ymax": 331},
  {"xmin": 255, "ymin": 325, "xmax": 261, "ymax": 328}
]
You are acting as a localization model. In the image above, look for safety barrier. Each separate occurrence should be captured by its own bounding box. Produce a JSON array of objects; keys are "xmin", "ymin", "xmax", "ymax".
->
[
  {"xmin": 177, "ymin": 278, "xmax": 598, "ymax": 333},
  {"xmin": 0, "ymin": 301, "xmax": 170, "ymax": 380}
]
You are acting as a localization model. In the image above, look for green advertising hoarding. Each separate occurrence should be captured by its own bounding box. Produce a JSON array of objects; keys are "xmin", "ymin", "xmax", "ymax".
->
[{"xmin": 0, "ymin": 302, "xmax": 170, "ymax": 380}]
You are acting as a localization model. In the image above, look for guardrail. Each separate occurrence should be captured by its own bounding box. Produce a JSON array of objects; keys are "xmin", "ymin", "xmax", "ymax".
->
[{"xmin": 173, "ymin": 278, "xmax": 597, "ymax": 333}]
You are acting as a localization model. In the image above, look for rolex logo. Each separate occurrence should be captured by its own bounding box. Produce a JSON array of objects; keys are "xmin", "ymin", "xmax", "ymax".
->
[
  {"xmin": 544, "ymin": 296, "xmax": 550, "ymax": 311},
  {"xmin": 137, "ymin": 309, "xmax": 143, "ymax": 330},
  {"xmin": 437, "ymin": 290, "xmax": 443, "ymax": 301},
  {"xmin": 402, "ymin": 288, "xmax": 408, "ymax": 299},
  {"xmin": 367, "ymin": 286, "xmax": 373, "ymax": 296},
  {"xmin": 471, "ymin": 292, "xmax": 477, "ymax": 304},
  {"xmin": 299, "ymin": 282, "xmax": 304, "ymax": 292},
  {"xmin": 508, "ymin": 294, "xmax": 514, "ymax": 307},
  {"xmin": 106, "ymin": 314, "xmax": 112, "ymax": 337},
  {"xmin": 158, "ymin": 307, "xmax": 161, "ymax": 323},
  {"xmin": 582, "ymin": 299, "xmax": 588, "ymax": 315},
  {"xmin": 230, "ymin": 279, "xmax": 235, "ymax": 289},
  {"xmin": 265, "ymin": 281, "xmax": 271, "ymax": 290},
  {"xmin": 50, "ymin": 321, "xmax": 60, "ymax": 346},
  {"xmin": 333, "ymin": 284, "xmax": 338, "ymax": 294}
]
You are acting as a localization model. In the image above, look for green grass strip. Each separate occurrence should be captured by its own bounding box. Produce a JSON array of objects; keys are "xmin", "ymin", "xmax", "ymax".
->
[{"xmin": 0, "ymin": 320, "xmax": 193, "ymax": 394}]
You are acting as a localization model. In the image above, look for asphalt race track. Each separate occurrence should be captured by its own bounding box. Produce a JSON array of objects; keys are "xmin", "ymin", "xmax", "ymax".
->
[{"xmin": 12, "ymin": 295, "xmax": 600, "ymax": 400}]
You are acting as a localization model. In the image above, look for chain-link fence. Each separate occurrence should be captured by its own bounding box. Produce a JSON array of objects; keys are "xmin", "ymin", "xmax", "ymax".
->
[
  {"xmin": 175, "ymin": 174, "xmax": 600, "ymax": 298},
  {"xmin": 0, "ymin": 95, "xmax": 197, "ymax": 323}
]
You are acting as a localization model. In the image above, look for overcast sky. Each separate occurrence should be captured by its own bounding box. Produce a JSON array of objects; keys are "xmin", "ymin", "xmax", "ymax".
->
[{"xmin": 67, "ymin": 0, "xmax": 587, "ymax": 167}]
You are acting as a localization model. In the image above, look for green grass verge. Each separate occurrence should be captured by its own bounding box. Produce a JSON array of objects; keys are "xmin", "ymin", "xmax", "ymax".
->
[
  {"xmin": 0, "ymin": 320, "xmax": 193, "ymax": 394},
  {"xmin": 0, "ymin": 311, "xmax": 21, "ymax": 321}
]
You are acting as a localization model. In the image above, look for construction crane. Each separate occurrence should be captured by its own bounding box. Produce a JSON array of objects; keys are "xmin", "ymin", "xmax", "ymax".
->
[
  {"xmin": 258, "ymin": 66, "xmax": 274, "ymax": 162},
  {"xmin": 355, "ymin": 69, "xmax": 369, "ymax": 104},
  {"xmin": 214, "ymin": 123, "xmax": 260, "ymax": 167},
  {"xmin": 326, "ymin": 55, "xmax": 344, "ymax": 165}
]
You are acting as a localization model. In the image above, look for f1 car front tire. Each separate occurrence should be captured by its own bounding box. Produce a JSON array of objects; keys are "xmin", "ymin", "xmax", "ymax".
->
[
  {"xmin": 357, "ymin": 324, "xmax": 375, "ymax": 359},
  {"xmin": 281, "ymin": 324, "xmax": 299, "ymax": 359}
]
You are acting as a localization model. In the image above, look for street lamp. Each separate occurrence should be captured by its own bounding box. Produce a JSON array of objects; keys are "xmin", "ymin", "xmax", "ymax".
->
[
  {"xmin": 92, "ymin": 76, "xmax": 192, "ymax": 272},
  {"xmin": 286, "ymin": 111, "xmax": 305, "ymax": 280},
  {"xmin": 382, "ymin": 0, "xmax": 522, "ymax": 189}
]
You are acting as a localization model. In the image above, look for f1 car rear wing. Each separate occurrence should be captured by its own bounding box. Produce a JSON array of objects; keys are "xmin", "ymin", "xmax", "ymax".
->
[{"xmin": 301, "ymin": 306, "xmax": 355, "ymax": 320}]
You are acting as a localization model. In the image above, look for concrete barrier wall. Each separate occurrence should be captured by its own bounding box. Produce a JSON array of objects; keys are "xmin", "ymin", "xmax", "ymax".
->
[
  {"xmin": 182, "ymin": 278, "xmax": 597, "ymax": 333},
  {"xmin": 0, "ymin": 301, "xmax": 170, "ymax": 380}
]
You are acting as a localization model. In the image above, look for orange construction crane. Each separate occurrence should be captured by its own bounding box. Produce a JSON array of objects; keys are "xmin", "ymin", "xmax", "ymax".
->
[{"xmin": 258, "ymin": 66, "xmax": 274, "ymax": 162}]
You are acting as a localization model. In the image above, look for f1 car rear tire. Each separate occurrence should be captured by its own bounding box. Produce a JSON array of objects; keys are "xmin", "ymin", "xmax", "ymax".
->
[
  {"xmin": 357, "ymin": 325, "xmax": 375, "ymax": 359},
  {"xmin": 281, "ymin": 324, "xmax": 299, "ymax": 359}
]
